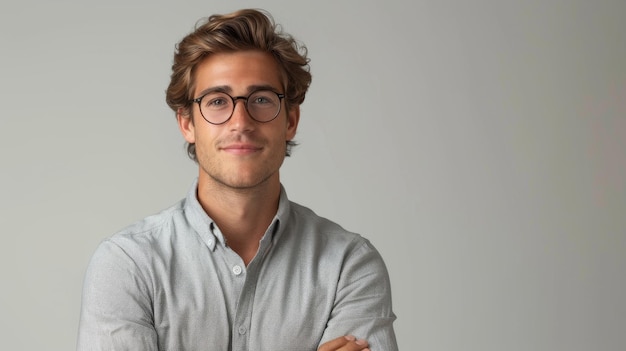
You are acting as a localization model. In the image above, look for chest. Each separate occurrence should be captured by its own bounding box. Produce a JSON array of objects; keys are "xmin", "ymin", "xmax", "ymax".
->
[{"xmin": 150, "ymin": 245, "xmax": 339, "ymax": 351}]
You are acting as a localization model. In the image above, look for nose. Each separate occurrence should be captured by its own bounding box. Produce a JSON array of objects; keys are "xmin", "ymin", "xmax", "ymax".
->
[{"xmin": 228, "ymin": 98, "xmax": 255, "ymax": 131}]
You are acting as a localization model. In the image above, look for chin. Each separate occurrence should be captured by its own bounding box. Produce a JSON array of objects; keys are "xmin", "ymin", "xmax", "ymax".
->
[{"xmin": 212, "ymin": 173, "xmax": 274, "ymax": 190}]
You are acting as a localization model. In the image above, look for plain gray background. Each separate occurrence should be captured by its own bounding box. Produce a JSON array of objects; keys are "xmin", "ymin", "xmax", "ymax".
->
[{"xmin": 1, "ymin": 0, "xmax": 625, "ymax": 350}]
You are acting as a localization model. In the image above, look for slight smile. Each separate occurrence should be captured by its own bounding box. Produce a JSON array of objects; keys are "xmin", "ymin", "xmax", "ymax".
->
[{"xmin": 221, "ymin": 143, "xmax": 263, "ymax": 155}]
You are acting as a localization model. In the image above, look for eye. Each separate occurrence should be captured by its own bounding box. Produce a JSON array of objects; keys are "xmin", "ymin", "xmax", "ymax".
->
[
  {"xmin": 208, "ymin": 98, "xmax": 226, "ymax": 106},
  {"xmin": 203, "ymin": 94, "xmax": 230, "ymax": 109},
  {"xmin": 249, "ymin": 91, "xmax": 278, "ymax": 107},
  {"xmin": 252, "ymin": 96, "xmax": 271, "ymax": 104}
]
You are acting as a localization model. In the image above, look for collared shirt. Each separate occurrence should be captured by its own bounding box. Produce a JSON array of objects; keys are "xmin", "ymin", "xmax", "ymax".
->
[{"xmin": 77, "ymin": 180, "xmax": 397, "ymax": 351}]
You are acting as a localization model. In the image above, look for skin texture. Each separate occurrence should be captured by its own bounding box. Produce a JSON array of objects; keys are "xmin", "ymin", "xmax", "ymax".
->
[{"xmin": 177, "ymin": 50, "xmax": 370, "ymax": 351}]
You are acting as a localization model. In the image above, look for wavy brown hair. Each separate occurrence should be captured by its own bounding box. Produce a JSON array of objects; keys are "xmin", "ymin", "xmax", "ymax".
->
[{"xmin": 165, "ymin": 8, "xmax": 312, "ymax": 161}]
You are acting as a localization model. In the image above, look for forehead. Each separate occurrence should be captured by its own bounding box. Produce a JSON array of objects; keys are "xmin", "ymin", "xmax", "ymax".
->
[{"xmin": 193, "ymin": 51, "xmax": 284, "ymax": 96}]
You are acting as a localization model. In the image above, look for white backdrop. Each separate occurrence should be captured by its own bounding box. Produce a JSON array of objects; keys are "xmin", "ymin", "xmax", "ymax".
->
[{"xmin": 1, "ymin": 1, "xmax": 625, "ymax": 350}]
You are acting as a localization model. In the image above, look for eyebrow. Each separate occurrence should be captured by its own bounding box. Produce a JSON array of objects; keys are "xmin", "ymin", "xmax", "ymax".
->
[{"xmin": 194, "ymin": 84, "xmax": 282, "ymax": 99}]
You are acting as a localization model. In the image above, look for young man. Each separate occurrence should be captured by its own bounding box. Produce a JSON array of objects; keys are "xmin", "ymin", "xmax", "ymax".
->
[{"xmin": 77, "ymin": 9, "xmax": 397, "ymax": 351}]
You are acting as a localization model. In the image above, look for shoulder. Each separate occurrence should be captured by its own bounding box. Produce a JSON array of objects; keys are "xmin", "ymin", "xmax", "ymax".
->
[
  {"xmin": 285, "ymin": 200, "xmax": 381, "ymax": 260},
  {"xmin": 92, "ymin": 199, "xmax": 188, "ymax": 264},
  {"xmin": 84, "ymin": 199, "xmax": 191, "ymax": 292},
  {"xmin": 113, "ymin": 199, "xmax": 185, "ymax": 241},
  {"xmin": 288, "ymin": 201, "xmax": 359, "ymax": 239},
  {"xmin": 284, "ymin": 200, "xmax": 392, "ymax": 294}
]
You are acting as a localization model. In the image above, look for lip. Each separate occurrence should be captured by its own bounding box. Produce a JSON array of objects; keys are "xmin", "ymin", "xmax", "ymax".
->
[{"xmin": 220, "ymin": 143, "xmax": 263, "ymax": 155}]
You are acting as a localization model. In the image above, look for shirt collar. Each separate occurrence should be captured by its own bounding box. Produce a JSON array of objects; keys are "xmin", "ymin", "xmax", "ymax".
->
[
  {"xmin": 272, "ymin": 184, "xmax": 291, "ymax": 243},
  {"xmin": 183, "ymin": 178, "xmax": 292, "ymax": 252}
]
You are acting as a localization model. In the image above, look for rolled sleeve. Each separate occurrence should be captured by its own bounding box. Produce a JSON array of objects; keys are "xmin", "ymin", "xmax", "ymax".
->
[{"xmin": 320, "ymin": 238, "xmax": 398, "ymax": 351}]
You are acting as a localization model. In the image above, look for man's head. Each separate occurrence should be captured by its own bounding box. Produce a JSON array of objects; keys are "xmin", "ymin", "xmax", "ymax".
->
[{"xmin": 166, "ymin": 9, "xmax": 312, "ymax": 161}]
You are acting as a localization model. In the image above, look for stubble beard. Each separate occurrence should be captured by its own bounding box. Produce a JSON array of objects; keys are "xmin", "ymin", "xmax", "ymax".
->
[{"xmin": 198, "ymin": 154, "xmax": 284, "ymax": 192}]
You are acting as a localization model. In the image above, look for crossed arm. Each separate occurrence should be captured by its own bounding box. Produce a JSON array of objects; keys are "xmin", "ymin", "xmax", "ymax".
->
[
  {"xmin": 319, "ymin": 335, "xmax": 371, "ymax": 351},
  {"xmin": 78, "ymin": 238, "xmax": 397, "ymax": 350}
]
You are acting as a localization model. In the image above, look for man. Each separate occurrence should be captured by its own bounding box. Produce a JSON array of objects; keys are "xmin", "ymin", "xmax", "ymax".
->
[{"xmin": 77, "ymin": 9, "xmax": 397, "ymax": 351}]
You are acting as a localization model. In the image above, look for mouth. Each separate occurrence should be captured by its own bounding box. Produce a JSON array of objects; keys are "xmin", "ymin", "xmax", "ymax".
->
[{"xmin": 220, "ymin": 143, "xmax": 263, "ymax": 155}]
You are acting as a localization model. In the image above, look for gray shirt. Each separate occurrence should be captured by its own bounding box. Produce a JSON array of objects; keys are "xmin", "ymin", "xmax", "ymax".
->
[{"xmin": 77, "ymin": 180, "xmax": 397, "ymax": 351}]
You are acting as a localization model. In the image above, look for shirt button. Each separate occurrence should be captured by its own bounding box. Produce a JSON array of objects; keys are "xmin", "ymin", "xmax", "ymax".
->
[
  {"xmin": 238, "ymin": 326, "xmax": 247, "ymax": 334},
  {"xmin": 232, "ymin": 265, "xmax": 243, "ymax": 275}
]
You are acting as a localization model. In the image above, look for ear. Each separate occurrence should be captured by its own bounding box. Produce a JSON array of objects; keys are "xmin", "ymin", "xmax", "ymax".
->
[
  {"xmin": 285, "ymin": 105, "xmax": 300, "ymax": 141},
  {"xmin": 177, "ymin": 108, "xmax": 196, "ymax": 143}
]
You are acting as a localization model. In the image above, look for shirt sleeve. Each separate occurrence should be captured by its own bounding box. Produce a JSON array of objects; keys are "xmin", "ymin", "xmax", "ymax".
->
[
  {"xmin": 319, "ymin": 238, "xmax": 399, "ymax": 351},
  {"xmin": 77, "ymin": 239, "xmax": 158, "ymax": 351}
]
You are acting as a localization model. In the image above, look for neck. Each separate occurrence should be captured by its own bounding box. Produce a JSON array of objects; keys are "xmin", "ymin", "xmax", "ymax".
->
[{"xmin": 196, "ymin": 174, "xmax": 281, "ymax": 265}]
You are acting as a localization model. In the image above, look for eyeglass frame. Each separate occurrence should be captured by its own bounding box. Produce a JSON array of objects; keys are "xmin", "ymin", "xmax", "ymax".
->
[{"xmin": 190, "ymin": 89, "xmax": 286, "ymax": 125}]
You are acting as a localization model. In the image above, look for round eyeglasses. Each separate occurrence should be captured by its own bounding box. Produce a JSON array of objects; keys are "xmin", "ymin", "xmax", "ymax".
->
[{"xmin": 191, "ymin": 90, "xmax": 285, "ymax": 125}]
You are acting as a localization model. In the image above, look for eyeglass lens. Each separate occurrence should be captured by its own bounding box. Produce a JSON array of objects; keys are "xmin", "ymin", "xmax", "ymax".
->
[{"xmin": 198, "ymin": 90, "xmax": 281, "ymax": 124}]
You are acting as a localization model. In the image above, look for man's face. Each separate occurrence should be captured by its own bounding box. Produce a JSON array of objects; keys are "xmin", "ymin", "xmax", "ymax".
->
[{"xmin": 178, "ymin": 50, "xmax": 299, "ymax": 190}]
